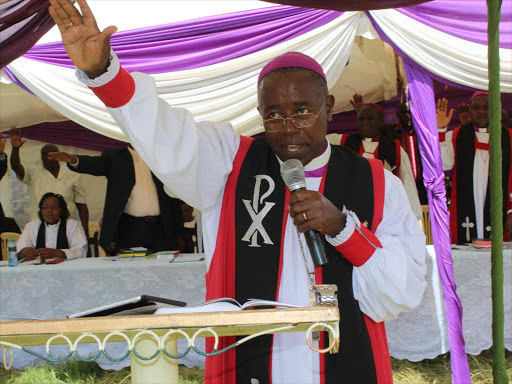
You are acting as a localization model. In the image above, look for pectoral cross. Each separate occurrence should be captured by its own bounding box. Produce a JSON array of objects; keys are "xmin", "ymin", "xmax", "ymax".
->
[{"xmin": 462, "ymin": 216, "xmax": 475, "ymax": 242}]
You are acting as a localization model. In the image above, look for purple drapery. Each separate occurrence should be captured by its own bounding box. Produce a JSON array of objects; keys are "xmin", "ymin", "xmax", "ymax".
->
[
  {"xmin": 367, "ymin": 12, "xmax": 471, "ymax": 384},
  {"xmin": 20, "ymin": 121, "xmax": 126, "ymax": 151},
  {"xmin": 404, "ymin": 63, "xmax": 471, "ymax": 384},
  {"xmin": 0, "ymin": 0, "xmax": 55, "ymax": 69},
  {"xmin": 21, "ymin": 6, "xmax": 340, "ymax": 73},
  {"xmin": 398, "ymin": 1, "xmax": 511, "ymax": 49},
  {"xmin": 265, "ymin": 0, "xmax": 431, "ymax": 11}
]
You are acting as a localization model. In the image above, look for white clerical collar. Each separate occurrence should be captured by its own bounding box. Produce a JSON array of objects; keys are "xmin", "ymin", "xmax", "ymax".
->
[
  {"xmin": 478, "ymin": 128, "xmax": 488, "ymax": 133},
  {"xmin": 363, "ymin": 137, "xmax": 373, "ymax": 142},
  {"xmin": 46, "ymin": 219, "xmax": 61, "ymax": 227},
  {"xmin": 304, "ymin": 139, "xmax": 331, "ymax": 172}
]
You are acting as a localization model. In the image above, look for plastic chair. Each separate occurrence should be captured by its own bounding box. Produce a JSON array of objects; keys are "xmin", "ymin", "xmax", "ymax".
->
[
  {"xmin": 88, "ymin": 221, "xmax": 100, "ymax": 238},
  {"xmin": 1, "ymin": 232, "xmax": 21, "ymax": 261}
]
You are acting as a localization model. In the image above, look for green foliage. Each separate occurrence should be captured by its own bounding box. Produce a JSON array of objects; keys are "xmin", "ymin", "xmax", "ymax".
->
[{"xmin": 0, "ymin": 351, "xmax": 509, "ymax": 384}]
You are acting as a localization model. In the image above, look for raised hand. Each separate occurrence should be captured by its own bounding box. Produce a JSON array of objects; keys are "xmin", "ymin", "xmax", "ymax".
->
[
  {"xmin": 48, "ymin": 151, "xmax": 77, "ymax": 164},
  {"xmin": 48, "ymin": 0, "xmax": 117, "ymax": 78},
  {"xmin": 9, "ymin": 127, "xmax": 25, "ymax": 148},
  {"xmin": 436, "ymin": 98, "xmax": 454, "ymax": 129},
  {"xmin": 457, "ymin": 103, "xmax": 472, "ymax": 126},
  {"xmin": 350, "ymin": 93, "xmax": 364, "ymax": 114}
]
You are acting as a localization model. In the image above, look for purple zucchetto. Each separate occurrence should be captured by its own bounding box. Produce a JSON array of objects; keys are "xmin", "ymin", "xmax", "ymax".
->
[{"xmin": 257, "ymin": 52, "xmax": 327, "ymax": 84}]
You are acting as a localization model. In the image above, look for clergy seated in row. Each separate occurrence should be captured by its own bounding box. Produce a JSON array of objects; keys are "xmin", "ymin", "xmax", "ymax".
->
[
  {"xmin": 437, "ymin": 92, "xmax": 512, "ymax": 244},
  {"xmin": 16, "ymin": 192, "xmax": 88, "ymax": 262},
  {"xmin": 327, "ymin": 103, "xmax": 423, "ymax": 220}
]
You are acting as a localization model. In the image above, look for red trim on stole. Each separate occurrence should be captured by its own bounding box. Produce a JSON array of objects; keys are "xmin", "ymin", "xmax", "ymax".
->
[
  {"xmin": 269, "ymin": 188, "xmax": 291, "ymax": 383},
  {"xmin": 364, "ymin": 158, "xmax": 393, "ymax": 384},
  {"xmin": 204, "ymin": 135, "xmax": 253, "ymax": 384},
  {"xmin": 395, "ymin": 140, "xmax": 401, "ymax": 172},
  {"xmin": 449, "ymin": 127, "xmax": 461, "ymax": 244},
  {"xmin": 88, "ymin": 67, "xmax": 136, "ymax": 108},
  {"xmin": 340, "ymin": 134, "xmax": 349, "ymax": 146}
]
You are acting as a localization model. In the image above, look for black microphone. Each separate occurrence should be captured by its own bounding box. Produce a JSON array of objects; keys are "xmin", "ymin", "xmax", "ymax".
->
[{"xmin": 280, "ymin": 159, "xmax": 328, "ymax": 267}]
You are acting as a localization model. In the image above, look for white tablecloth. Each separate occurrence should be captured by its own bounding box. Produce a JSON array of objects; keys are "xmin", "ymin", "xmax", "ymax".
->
[
  {"xmin": 386, "ymin": 245, "xmax": 512, "ymax": 361},
  {"xmin": 0, "ymin": 256, "xmax": 207, "ymax": 370},
  {"xmin": 1, "ymin": 246, "xmax": 511, "ymax": 368}
]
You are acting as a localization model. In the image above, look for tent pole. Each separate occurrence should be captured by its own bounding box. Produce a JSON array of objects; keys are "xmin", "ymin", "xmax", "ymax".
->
[{"xmin": 487, "ymin": 0, "xmax": 508, "ymax": 383}]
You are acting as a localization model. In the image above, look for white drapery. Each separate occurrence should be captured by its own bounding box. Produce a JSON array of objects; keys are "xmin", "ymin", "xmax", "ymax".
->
[{"xmin": 4, "ymin": 9, "xmax": 512, "ymax": 140}]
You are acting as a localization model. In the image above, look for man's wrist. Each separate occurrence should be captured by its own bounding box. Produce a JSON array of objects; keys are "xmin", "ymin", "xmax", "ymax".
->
[{"xmin": 69, "ymin": 155, "xmax": 78, "ymax": 165}]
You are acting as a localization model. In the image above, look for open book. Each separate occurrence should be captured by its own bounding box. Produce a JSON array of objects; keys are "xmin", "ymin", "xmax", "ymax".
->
[
  {"xmin": 155, "ymin": 298, "xmax": 302, "ymax": 315},
  {"xmin": 67, "ymin": 295, "xmax": 187, "ymax": 318}
]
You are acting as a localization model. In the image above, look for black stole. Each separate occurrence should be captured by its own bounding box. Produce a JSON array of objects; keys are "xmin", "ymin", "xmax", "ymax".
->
[
  {"xmin": 453, "ymin": 125, "xmax": 511, "ymax": 244},
  {"xmin": 344, "ymin": 133, "xmax": 399, "ymax": 175},
  {"xmin": 36, "ymin": 219, "xmax": 69, "ymax": 249},
  {"xmin": 234, "ymin": 138, "xmax": 378, "ymax": 384}
]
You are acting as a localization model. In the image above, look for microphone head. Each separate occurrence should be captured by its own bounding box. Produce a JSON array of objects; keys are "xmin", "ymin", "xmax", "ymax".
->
[{"xmin": 280, "ymin": 159, "xmax": 306, "ymax": 192}]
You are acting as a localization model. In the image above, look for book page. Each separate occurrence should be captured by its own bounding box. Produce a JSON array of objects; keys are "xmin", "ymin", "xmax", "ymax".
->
[
  {"xmin": 155, "ymin": 301, "xmax": 241, "ymax": 315},
  {"xmin": 241, "ymin": 299, "xmax": 303, "ymax": 310}
]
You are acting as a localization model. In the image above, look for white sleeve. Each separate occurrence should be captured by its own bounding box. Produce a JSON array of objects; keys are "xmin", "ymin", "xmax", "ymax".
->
[
  {"xmin": 326, "ymin": 170, "xmax": 427, "ymax": 322},
  {"xmin": 76, "ymin": 52, "xmax": 240, "ymax": 211},
  {"xmin": 62, "ymin": 220, "xmax": 88, "ymax": 260},
  {"xmin": 398, "ymin": 148, "xmax": 423, "ymax": 219},
  {"xmin": 16, "ymin": 221, "xmax": 38, "ymax": 252},
  {"xmin": 439, "ymin": 129, "xmax": 454, "ymax": 171}
]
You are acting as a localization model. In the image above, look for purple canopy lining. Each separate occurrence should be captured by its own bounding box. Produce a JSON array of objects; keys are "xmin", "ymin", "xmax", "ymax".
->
[
  {"xmin": 264, "ymin": 0, "xmax": 431, "ymax": 11},
  {"xmin": 23, "ymin": 6, "xmax": 341, "ymax": 73},
  {"xmin": 0, "ymin": 0, "xmax": 54, "ymax": 69},
  {"xmin": 398, "ymin": 0, "xmax": 512, "ymax": 49}
]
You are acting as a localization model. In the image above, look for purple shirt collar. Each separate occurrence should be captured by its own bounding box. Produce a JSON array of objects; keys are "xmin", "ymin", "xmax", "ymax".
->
[{"xmin": 305, "ymin": 140, "xmax": 329, "ymax": 178}]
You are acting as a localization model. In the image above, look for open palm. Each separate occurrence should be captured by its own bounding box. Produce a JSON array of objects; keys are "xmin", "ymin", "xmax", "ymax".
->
[{"xmin": 48, "ymin": 0, "xmax": 117, "ymax": 77}]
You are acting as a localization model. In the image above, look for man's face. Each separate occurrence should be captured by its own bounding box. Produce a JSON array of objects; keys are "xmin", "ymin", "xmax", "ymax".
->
[
  {"xmin": 258, "ymin": 70, "xmax": 333, "ymax": 166},
  {"xmin": 397, "ymin": 103, "xmax": 411, "ymax": 127},
  {"xmin": 41, "ymin": 197, "xmax": 62, "ymax": 225},
  {"xmin": 41, "ymin": 144, "xmax": 59, "ymax": 169},
  {"xmin": 357, "ymin": 106, "xmax": 383, "ymax": 138},
  {"xmin": 469, "ymin": 95, "xmax": 489, "ymax": 128}
]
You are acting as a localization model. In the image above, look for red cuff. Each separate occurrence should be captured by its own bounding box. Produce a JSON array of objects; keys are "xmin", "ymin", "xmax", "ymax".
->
[
  {"xmin": 334, "ymin": 226, "xmax": 382, "ymax": 267},
  {"xmin": 89, "ymin": 67, "xmax": 135, "ymax": 108},
  {"xmin": 438, "ymin": 132, "xmax": 446, "ymax": 142}
]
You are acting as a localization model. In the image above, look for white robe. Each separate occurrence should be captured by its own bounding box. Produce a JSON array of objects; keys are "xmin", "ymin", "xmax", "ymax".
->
[
  {"xmin": 77, "ymin": 53, "xmax": 426, "ymax": 382},
  {"xmin": 327, "ymin": 133, "xmax": 423, "ymax": 219},
  {"xmin": 439, "ymin": 127, "xmax": 489, "ymax": 239}
]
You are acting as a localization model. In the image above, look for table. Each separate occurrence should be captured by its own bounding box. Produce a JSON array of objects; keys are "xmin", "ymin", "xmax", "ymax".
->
[
  {"xmin": 1, "ymin": 246, "xmax": 510, "ymax": 367},
  {"xmin": 0, "ymin": 256, "xmax": 207, "ymax": 369},
  {"xmin": 386, "ymin": 245, "xmax": 511, "ymax": 361}
]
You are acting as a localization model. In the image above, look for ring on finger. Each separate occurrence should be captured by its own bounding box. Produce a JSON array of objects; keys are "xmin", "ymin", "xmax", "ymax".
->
[
  {"xmin": 303, "ymin": 212, "xmax": 308, "ymax": 221},
  {"xmin": 64, "ymin": 22, "xmax": 73, "ymax": 28}
]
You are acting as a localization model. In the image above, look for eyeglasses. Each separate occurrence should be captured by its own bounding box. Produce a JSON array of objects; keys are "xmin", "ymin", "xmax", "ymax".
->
[
  {"xmin": 262, "ymin": 101, "xmax": 326, "ymax": 133},
  {"xmin": 41, "ymin": 205, "xmax": 61, "ymax": 210}
]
